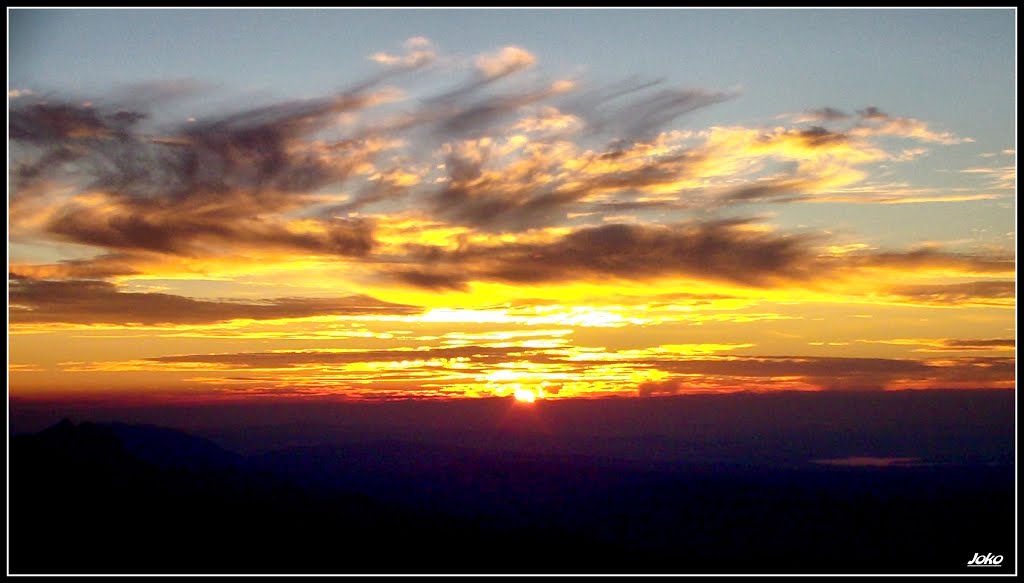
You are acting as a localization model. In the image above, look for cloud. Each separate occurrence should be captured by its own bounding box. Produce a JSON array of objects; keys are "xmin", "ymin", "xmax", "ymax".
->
[
  {"xmin": 960, "ymin": 164, "xmax": 1016, "ymax": 191},
  {"xmin": 10, "ymin": 253, "xmax": 144, "ymax": 279},
  {"xmin": 857, "ymin": 106, "xmax": 889, "ymax": 121},
  {"xmin": 512, "ymin": 106, "xmax": 584, "ymax": 134},
  {"xmin": 429, "ymin": 135, "xmax": 708, "ymax": 231},
  {"xmin": 792, "ymin": 107, "xmax": 851, "ymax": 123},
  {"xmin": 43, "ymin": 194, "xmax": 377, "ymax": 257},
  {"xmin": 939, "ymin": 338, "xmax": 1015, "ymax": 350},
  {"xmin": 795, "ymin": 125, "xmax": 849, "ymax": 148},
  {"xmin": 846, "ymin": 249, "xmax": 1014, "ymax": 276},
  {"xmin": 9, "ymin": 86, "xmax": 403, "ymax": 202},
  {"xmin": 9, "ymin": 89, "xmax": 409, "ymax": 260},
  {"xmin": 391, "ymin": 269, "xmax": 471, "ymax": 292},
  {"xmin": 11, "ymin": 44, "xmax": 745, "ymax": 269},
  {"xmin": 560, "ymin": 77, "xmax": 737, "ymax": 141},
  {"xmin": 9, "ymin": 44, "xmax": 1006, "ymax": 301},
  {"xmin": 369, "ymin": 36, "xmax": 438, "ymax": 69},
  {"xmin": 474, "ymin": 46, "xmax": 536, "ymax": 79},
  {"xmin": 885, "ymin": 280, "xmax": 1016, "ymax": 306},
  {"xmin": 9, "ymin": 101, "xmax": 128, "ymax": 144},
  {"xmin": 139, "ymin": 344, "xmax": 553, "ymax": 370},
  {"xmin": 70, "ymin": 342, "xmax": 1014, "ymax": 396},
  {"xmin": 8, "ymin": 277, "xmax": 421, "ymax": 326},
  {"xmin": 383, "ymin": 217, "xmax": 1017, "ymax": 292},
  {"xmin": 638, "ymin": 354, "xmax": 1015, "ymax": 393},
  {"xmin": 611, "ymin": 88, "xmax": 735, "ymax": 142},
  {"xmin": 859, "ymin": 338, "xmax": 1016, "ymax": 352},
  {"xmin": 717, "ymin": 178, "xmax": 814, "ymax": 204},
  {"xmin": 852, "ymin": 106, "xmax": 971, "ymax": 144},
  {"xmin": 388, "ymin": 219, "xmax": 822, "ymax": 289},
  {"xmin": 435, "ymin": 80, "xmax": 576, "ymax": 139}
]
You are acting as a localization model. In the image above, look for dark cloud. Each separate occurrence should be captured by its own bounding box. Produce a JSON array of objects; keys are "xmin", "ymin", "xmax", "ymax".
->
[
  {"xmin": 392, "ymin": 219, "xmax": 821, "ymax": 288},
  {"xmin": 391, "ymin": 270, "xmax": 471, "ymax": 292},
  {"xmin": 886, "ymin": 281, "xmax": 1016, "ymax": 305},
  {"xmin": 564, "ymin": 78, "xmax": 735, "ymax": 141},
  {"xmin": 650, "ymin": 354, "xmax": 928, "ymax": 377},
  {"xmin": 613, "ymin": 88, "xmax": 734, "ymax": 141},
  {"xmin": 435, "ymin": 84, "xmax": 564, "ymax": 139},
  {"xmin": 916, "ymin": 356, "xmax": 1016, "ymax": 385},
  {"xmin": 562, "ymin": 76, "xmax": 665, "ymax": 116},
  {"xmin": 9, "ymin": 101, "xmax": 136, "ymax": 143},
  {"xmin": 8, "ymin": 277, "xmax": 421, "ymax": 325},
  {"xmin": 386, "ymin": 233, "xmax": 1015, "ymax": 295},
  {"xmin": 433, "ymin": 146, "xmax": 706, "ymax": 231},
  {"xmin": 45, "ymin": 198, "xmax": 376, "ymax": 257},
  {"xmin": 839, "ymin": 249, "xmax": 1014, "ymax": 276},
  {"xmin": 939, "ymin": 339, "xmax": 1015, "ymax": 350},
  {"xmin": 857, "ymin": 106, "xmax": 889, "ymax": 120},
  {"xmin": 10, "ymin": 89, "xmax": 389, "ymax": 258},
  {"xmin": 412, "ymin": 78, "xmax": 735, "ymax": 231},
  {"xmin": 638, "ymin": 355, "xmax": 1015, "ymax": 393},
  {"xmin": 718, "ymin": 178, "xmax": 813, "ymax": 204},
  {"xmin": 796, "ymin": 125, "xmax": 849, "ymax": 147},
  {"xmin": 10, "ymin": 253, "xmax": 143, "ymax": 279},
  {"xmin": 10, "ymin": 92, "xmax": 376, "ymax": 197}
]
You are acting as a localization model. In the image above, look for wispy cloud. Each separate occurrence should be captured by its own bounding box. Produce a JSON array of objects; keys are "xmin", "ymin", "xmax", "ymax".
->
[
  {"xmin": 858, "ymin": 338, "xmax": 1015, "ymax": 352},
  {"xmin": 369, "ymin": 36, "xmax": 439, "ymax": 69},
  {"xmin": 885, "ymin": 281, "xmax": 1016, "ymax": 307},
  {"xmin": 637, "ymin": 354, "xmax": 1014, "ymax": 394},
  {"xmin": 9, "ymin": 276, "xmax": 421, "ymax": 325}
]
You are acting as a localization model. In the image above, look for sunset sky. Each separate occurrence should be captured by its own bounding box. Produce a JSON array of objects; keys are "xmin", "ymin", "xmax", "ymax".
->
[{"xmin": 8, "ymin": 8, "xmax": 1016, "ymax": 403}]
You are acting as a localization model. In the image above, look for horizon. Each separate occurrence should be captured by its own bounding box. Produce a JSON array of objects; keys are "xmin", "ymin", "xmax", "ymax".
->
[{"xmin": 9, "ymin": 388, "xmax": 1016, "ymax": 461}]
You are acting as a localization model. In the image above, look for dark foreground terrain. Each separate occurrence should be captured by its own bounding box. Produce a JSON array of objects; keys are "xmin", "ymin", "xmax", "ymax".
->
[{"xmin": 8, "ymin": 390, "xmax": 1016, "ymax": 575}]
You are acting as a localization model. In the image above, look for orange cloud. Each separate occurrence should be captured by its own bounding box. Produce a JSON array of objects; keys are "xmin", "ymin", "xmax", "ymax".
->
[{"xmin": 474, "ymin": 46, "xmax": 536, "ymax": 79}]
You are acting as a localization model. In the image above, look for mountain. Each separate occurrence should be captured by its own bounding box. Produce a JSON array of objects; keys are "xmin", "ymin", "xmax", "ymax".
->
[
  {"xmin": 9, "ymin": 417, "xmax": 1016, "ymax": 575},
  {"xmin": 8, "ymin": 420, "xmax": 621, "ymax": 575},
  {"xmin": 105, "ymin": 421, "xmax": 244, "ymax": 471}
]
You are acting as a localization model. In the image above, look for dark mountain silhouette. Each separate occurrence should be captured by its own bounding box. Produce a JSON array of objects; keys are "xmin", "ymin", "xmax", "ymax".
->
[
  {"xmin": 105, "ymin": 421, "xmax": 244, "ymax": 471},
  {"xmin": 9, "ymin": 409, "xmax": 1016, "ymax": 575},
  {"xmin": 8, "ymin": 420, "xmax": 624, "ymax": 574}
]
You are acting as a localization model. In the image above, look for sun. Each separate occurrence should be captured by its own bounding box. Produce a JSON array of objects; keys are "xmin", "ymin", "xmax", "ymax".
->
[{"xmin": 513, "ymin": 388, "xmax": 537, "ymax": 403}]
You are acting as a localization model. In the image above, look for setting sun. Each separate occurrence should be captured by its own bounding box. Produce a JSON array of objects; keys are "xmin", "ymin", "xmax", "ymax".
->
[{"xmin": 513, "ymin": 388, "xmax": 537, "ymax": 403}]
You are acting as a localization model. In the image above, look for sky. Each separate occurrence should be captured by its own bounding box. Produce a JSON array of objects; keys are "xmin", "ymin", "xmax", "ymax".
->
[{"xmin": 7, "ymin": 8, "xmax": 1017, "ymax": 404}]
